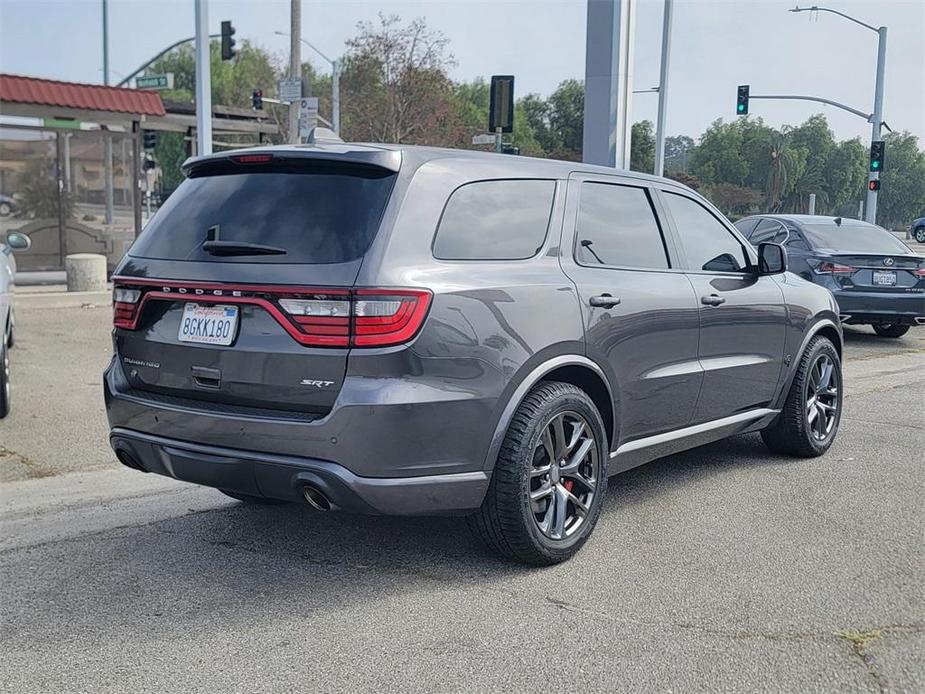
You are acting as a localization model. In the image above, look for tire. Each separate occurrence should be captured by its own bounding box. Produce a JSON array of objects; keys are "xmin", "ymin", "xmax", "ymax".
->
[
  {"xmin": 0, "ymin": 337, "xmax": 10, "ymax": 419},
  {"xmin": 219, "ymin": 489, "xmax": 285, "ymax": 504},
  {"xmin": 761, "ymin": 335, "xmax": 841, "ymax": 457},
  {"xmin": 914, "ymin": 226, "xmax": 925, "ymax": 244},
  {"xmin": 872, "ymin": 324, "xmax": 910, "ymax": 338},
  {"xmin": 0, "ymin": 202, "xmax": 11, "ymax": 217},
  {"xmin": 468, "ymin": 381, "xmax": 609, "ymax": 565},
  {"xmin": 6, "ymin": 311, "xmax": 14, "ymax": 349}
]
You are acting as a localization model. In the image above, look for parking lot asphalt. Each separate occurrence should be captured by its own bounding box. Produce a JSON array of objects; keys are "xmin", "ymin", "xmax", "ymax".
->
[{"xmin": 1, "ymin": 290, "xmax": 923, "ymax": 693}]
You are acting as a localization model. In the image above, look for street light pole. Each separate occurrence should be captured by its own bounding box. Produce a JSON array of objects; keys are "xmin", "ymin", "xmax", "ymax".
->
[
  {"xmin": 790, "ymin": 5, "xmax": 886, "ymax": 225},
  {"xmin": 653, "ymin": 0, "xmax": 673, "ymax": 177},
  {"xmin": 288, "ymin": 0, "xmax": 301, "ymax": 144},
  {"xmin": 275, "ymin": 30, "xmax": 340, "ymax": 135},
  {"xmin": 193, "ymin": 0, "xmax": 212, "ymax": 155},
  {"xmin": 102, "ymin": 0, "xmax": 114, "ymax": 225}
]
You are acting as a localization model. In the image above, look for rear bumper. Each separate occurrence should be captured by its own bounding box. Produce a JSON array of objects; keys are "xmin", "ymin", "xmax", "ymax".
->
[
  {"xmin": 833, "ymin": 290, "xmax": 925, "ymax": 325},
  {"xmin": 110, "ymin": 428, "xmax": 490, "ymax": 515}
]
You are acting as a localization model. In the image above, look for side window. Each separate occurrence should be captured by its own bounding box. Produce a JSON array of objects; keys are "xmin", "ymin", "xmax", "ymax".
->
[
  {"xmin": 433, "ymin": 179, "xmax": 556, "ymax": 260},
  {"xmin": 734, "ymin": 218, "xmax": 759, "ymax": 238},
  {"xmin": 575, "ymin": 182, "xmax": 669, "ymax": 269},
  {"xmin": 786, "ymin": 232, "xmax": 810, "ymax": 251},
  {"xmin": 750, "ymin": 219, "xmax": 788, "ymax": 245},
  {"xmin": 663, "ymin": 192, "xmax": 749, "ymax": 273}
]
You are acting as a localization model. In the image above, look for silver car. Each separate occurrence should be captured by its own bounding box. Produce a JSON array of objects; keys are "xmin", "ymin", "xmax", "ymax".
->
[{"xmin": 1, "ymin": 231, "xmax": 31, "ymax": 418}]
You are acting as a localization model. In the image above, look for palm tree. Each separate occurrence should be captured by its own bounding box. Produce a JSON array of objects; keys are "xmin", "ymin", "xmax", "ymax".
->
[{"xmin": 765, "ymin": 132, "xmax": 796, "ymax": 212}]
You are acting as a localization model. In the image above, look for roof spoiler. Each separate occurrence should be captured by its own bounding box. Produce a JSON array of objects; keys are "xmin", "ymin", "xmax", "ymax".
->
[{"xmin": 181, "ymin": 145, "xmax": 402, "ymax": 176}]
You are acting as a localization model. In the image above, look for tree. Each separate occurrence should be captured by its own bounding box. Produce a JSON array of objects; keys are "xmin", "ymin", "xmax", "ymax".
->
[
  {"xmin": 825, "ymin": 138, "xmax": 866, "ymax": 217},
  {"xmin": 547, "ymin": 79, "xmax": 584, "ymax": 155},
  {"xmin": 664, "ymin": 135, "xmax": 694, "ymax": 173},
  {"xmin": 690, "ymin": 119, "xmax": 749, "ymax": 186},
  {"xmin": 878, "ymin": 131, "xmax": 925, "ymax": 228},
  {"xmin": 630, "ymin": 120, "xmax": 654, "ymax": 173},
  {"xmin": 340, "ymin": 14, "xmax": 462, "ymax": 145},
  {"xmin": 702, "ymin": 182, "xmax": 763, "ymax": 217}
]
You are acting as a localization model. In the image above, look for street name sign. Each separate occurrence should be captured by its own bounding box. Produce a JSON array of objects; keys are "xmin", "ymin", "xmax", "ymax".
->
[{"xmin": 135, "ymin": 74, "xmax": 174, "ymax": 90}]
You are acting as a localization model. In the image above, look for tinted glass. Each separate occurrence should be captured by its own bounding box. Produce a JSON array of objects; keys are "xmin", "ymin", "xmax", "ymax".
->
[
  {"xmin": 131, "ymin": 168, "xmax": 396, "ymax": 264},
  {"xmin": 575, "ymin": 183, "xmax": 668, "ymax": 269},
  {"xmin": 750, "ymin": 219, "xmax": 788, "ymax": 245},
  {"xmin": 734, "ymin": 218, "xmax": 759, "ymax": 237},
  {"xmin": 433, "ymin": 179, "xmax": 555, "ymax": 260},
  {"xmin": 800, "ymin": 222, "xmax": 910, "ymax": 253},
  {"xmin": 664, "ymin": 192, "xmax": 748, "ymax": 272}
]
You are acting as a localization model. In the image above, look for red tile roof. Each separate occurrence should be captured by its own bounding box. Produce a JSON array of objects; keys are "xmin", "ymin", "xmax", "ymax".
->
[{"xmin": 0, "ymin": 74, "xmax": 166, "ymax": 117}]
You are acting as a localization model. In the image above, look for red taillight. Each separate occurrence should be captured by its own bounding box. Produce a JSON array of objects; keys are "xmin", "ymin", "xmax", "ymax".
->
[
  {"xmin": 113, "ymin": 286, "xmax": 141, "ymax": 329},
  {"xmin": 111, "ymin": 279, "xmax": 432, "ymax": 348},
  {"xmin": 353, "ymin": 289, "xmax": 432, "ymax": 347},
  {"xmin": 814, "ymin": 261, "xmax": 856, "ymax": 275}
]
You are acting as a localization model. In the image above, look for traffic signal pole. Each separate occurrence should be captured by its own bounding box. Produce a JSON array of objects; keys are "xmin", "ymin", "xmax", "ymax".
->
[
  {"xmin": 653, "ymin": 0, "xmax": 673, "ymax": 177},
  {"xmin": 789, "ymin": 6, "xmax": 887, "ymax": 224},
  {"xmin": 866, "ymin": 26, "xmax": 887, "ymax": 225},
  {"xmin": 193, "ymin": 0, "xmax": 212, "ymax": 155}
]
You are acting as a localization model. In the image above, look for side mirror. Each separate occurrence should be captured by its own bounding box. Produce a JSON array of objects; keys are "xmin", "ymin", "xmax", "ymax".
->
[
  {"xmin": 5, "ymin": 232, "xmax": 31, "ymax": 252},
  {"xmin": 757, "ymin": 242, "xmax": 787, "ymax": 275}
]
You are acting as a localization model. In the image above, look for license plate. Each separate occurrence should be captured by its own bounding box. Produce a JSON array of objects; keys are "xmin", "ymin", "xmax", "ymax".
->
[
  {"xmin": 872, "ymin": 270, "xmax": 897, "ymax": 286},
  {"xmin": 178, "ymin": 303, "xmax": 239, "ymax": 345}
]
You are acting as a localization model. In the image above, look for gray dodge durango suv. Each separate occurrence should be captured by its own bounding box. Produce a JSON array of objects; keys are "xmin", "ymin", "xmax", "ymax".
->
[{"xmin": 105, "ymin": 143, "xmax": 843, "ymax": 564}]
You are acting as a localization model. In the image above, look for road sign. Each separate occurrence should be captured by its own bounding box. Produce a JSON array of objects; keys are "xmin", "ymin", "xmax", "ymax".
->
[
  {"xmin": 278, "ymin": 77, "xmax": 302, "ymax": 102},
  {"xmin": 471, "ymin": 134, "xmax": 496, "ymax": 145},
  {"xmin": 489, "ymin": 75, "xmax": 515, "ymax": 133},
  {"xmin": 298, "ymin": 97, "xmax": 319, "ymax": 139},
  {"xmin": 135, "ymin": 73, "xmax": 174, "ymax": 90}
]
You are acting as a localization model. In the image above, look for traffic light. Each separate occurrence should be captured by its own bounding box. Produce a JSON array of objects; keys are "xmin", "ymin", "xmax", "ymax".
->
[
  {"xmin": 251, "ymin": 89, "xmax": 263, "ymax": 110},
  {"xmin": 143, "ymin": 130, "xmax": 157, "ymax": 150},
  {"xmin": 869, "ymin": 140, "xmax": 885, "ymax": 172},
  {"xmin": 868, "ymin": 179, "xmax": 880, "ymax": 192},
  {"xmin": 489, "ymin": 75, "xmax": 515, "ymax": 134},
  {"xmin": 221, "ymin": 20, "xmax": 236, "ymax": 61},
  {"xmin": 736, "ymin": 85, "xmax": 749, "ymax": 115}
]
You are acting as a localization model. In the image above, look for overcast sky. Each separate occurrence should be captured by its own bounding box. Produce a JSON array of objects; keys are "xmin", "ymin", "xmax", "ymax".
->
[{"xmin": 1, "ymin": 0, "xmax": 922, "ymax": 143}]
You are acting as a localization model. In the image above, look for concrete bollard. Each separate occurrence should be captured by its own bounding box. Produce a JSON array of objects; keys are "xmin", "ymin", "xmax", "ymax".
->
[{"xmin": 65, "ymin": 253, "xmax": 108, "ymax": 292}]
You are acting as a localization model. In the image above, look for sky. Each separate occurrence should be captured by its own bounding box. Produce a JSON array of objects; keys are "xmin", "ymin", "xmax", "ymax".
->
[{"xmin": 1, "ymin": 0, "xmax": 923, "ymax": 143}]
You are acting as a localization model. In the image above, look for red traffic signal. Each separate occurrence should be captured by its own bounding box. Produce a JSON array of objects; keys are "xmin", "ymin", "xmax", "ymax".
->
[{"xmin": 868, "ymin": 179, "xmax": 880, "ymax": 192}]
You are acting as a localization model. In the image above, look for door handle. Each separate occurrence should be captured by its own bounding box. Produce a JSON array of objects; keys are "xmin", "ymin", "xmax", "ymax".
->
[
  {"xmin": 589, "ymin": 294, "xmax": 621, "ymax": 308},
  {"xmin": 701, "ymin": 294, "xmax": 726, "ymax": 307}
]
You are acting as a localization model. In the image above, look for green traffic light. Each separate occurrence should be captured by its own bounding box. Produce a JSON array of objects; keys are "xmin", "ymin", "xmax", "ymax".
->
[
  {"xmin": 871, "ymin": 160, "xmax": 880, "ymax": 169},
  {"xmin": 737, "ymin": 104, "xmax": 745, "ymax": 112}
]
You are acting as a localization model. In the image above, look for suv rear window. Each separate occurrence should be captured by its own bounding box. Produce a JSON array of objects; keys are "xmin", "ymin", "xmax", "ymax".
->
[
  {"xmin": 433, "ymin": 179, "xmax": 555, "ymax": 260},
  {"xmin": 130, "ymin": 167, "xmax": 396, "ymax": 264}
]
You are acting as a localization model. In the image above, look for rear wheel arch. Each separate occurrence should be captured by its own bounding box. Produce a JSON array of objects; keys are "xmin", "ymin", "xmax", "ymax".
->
[{"xmin": 483, "ymin": 355, "xmax": 616, "ymax": 471}]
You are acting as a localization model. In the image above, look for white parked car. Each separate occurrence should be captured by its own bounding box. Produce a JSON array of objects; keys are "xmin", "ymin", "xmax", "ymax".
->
[{"xmin": 1, "ymin": 231, "xmax": 31, "ymax": 418}]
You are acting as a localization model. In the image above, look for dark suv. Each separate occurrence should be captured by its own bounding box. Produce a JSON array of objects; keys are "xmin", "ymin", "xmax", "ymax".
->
[{"xmin": 106, "ymin": 144, "xmax": 843, "ymax": 564}]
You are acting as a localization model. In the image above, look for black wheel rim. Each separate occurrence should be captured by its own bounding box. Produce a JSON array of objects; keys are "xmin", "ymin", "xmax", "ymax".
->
[
  {"xmin": 529, "ymin": 411, "xmax": 599, "ymax": 540},
  {"xmin": 806, "ymin": 353, "xmax": 839, "ymax": 441}
]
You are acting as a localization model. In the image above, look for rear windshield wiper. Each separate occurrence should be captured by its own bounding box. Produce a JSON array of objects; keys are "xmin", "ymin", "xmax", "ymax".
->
[{"xmin": 201, "ymin": 240, "xmax": 287, "ymax": 256}]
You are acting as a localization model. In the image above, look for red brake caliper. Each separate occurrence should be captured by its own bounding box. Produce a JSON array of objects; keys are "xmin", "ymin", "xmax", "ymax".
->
[{"xmin": 562, "ymin": 479, "xmax": 574, "ymax": 493}]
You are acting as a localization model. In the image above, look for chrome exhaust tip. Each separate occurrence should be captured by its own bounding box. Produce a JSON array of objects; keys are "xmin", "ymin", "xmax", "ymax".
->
[
  {"xmin": 915, "ymin": 317, "xmax": 925, "ymax": 325},
  {"xmin": 302, "ymin": 485, "xmax": 332, "ymax": 511}
]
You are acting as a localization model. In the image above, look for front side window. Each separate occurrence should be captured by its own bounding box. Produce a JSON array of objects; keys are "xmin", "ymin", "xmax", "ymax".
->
[
  {"xmin": 575, "ymin": 182, "xmax": 669, "ymax": 269},
  {"xmin": 432, "ymin": 179, "xmax": 555, "ymax": 260},
  {"xmin": 663, "ymin": 192, "xmax": 748, "ymax": 273}
]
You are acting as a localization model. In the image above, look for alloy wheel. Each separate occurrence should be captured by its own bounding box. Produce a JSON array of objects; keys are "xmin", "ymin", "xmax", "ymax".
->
[
  {"xmin": 529, "ymin": 411, "xmax": 600, "ymax": 540},
  {"xmin": 806, "ymin": 353, "xmax": 839, "ymax": 441}
]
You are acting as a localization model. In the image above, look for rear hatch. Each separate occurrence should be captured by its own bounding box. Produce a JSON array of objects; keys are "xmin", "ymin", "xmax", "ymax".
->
[
  {"xmin": 112, "ymin": 151, "xmax": 400, "ymax": 416},
  {"xmin": 802, "ymin": 220, "xmax": 925, "ymax": 294}
]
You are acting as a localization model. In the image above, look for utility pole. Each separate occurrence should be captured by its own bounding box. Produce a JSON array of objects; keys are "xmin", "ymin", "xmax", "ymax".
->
[
  {"xmin": 653, "ymin": 0, "xmax": 672, "ymax": 177},
  {"xmin": 789, "ymin": 6, "xmax": 887, "ymax": 225},
  {"xmin": 288, "ymin": 0, "xmax": 302, "ymax": 144},
  {"xmin": 194, "ymin": 0, "xmax": 212, "ymax": 155},
  {"xmin": 102, "ymin": 0, "xmax": 114, "ymax": 225},
  {"xmin": 274, "ymin": 30, "xmax": 339, "ymax": 135}
]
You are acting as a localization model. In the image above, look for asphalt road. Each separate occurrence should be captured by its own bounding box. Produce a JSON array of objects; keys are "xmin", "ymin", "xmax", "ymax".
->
[{"xmin": 1, "ymin": 290, "xmax": 923, "ymax": 693}]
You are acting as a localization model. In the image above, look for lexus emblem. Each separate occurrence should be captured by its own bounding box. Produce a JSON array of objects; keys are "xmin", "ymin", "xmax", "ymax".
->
[{"xmin": 883, "ymin": 257, "xmax": 894, "ymax": 266}]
